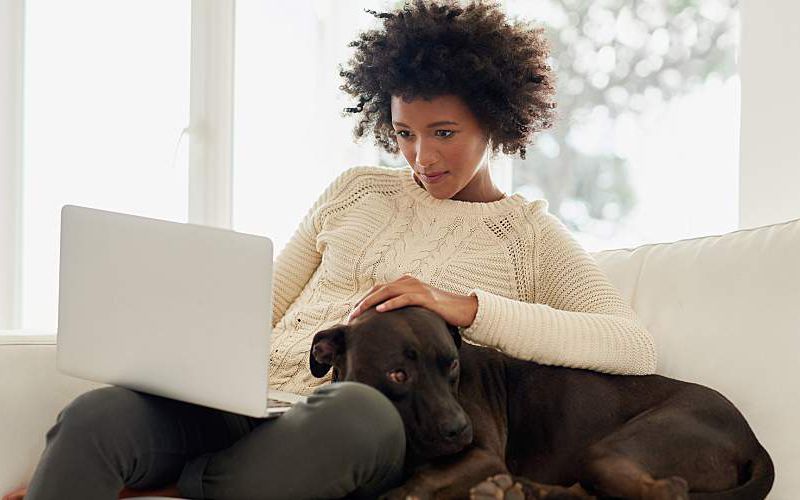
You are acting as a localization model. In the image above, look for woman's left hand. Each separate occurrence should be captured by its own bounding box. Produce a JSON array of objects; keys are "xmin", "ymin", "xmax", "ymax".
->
[{"xmin": 346, "ymin": 275, "xmax": 478, "ymax": 328}]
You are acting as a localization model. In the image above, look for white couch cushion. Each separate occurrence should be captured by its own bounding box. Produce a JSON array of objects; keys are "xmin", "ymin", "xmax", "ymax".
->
[
  {"xmin": 0, "ymin": 340, "xmax": 108, "ymax": 496},
  {"xmin": 592, "ymin": 216, "xmax": 800, "ymax": 499}
]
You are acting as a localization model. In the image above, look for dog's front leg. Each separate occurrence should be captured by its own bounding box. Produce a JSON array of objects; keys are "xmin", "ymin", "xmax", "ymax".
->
[{"xmin": 380, "ymin": 446, "xmax": 508, "ymax": 500}]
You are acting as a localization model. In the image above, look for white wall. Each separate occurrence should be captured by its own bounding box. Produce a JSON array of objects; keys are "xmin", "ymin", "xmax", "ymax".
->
[{"xmin": 739, "ymin": 0, "xmax": 800, "ymax": 229}]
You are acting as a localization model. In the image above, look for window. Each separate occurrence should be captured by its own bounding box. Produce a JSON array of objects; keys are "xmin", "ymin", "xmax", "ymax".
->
[
  {"xmin": 232, "ymin": 0, "xmax": 399, "ymax": 254},
  {"xmin": 503, "ymin": 0, "xmax": 740, "ymax": 251},
  {"xmin": 19, "ymin": 0, "xmax": 190, "ymax": 333}
]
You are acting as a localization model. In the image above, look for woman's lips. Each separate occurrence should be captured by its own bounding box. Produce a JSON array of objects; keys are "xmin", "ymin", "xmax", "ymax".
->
[{"xmin": 419, "ymin": 171, "xmax": 448, "ymax": 183}]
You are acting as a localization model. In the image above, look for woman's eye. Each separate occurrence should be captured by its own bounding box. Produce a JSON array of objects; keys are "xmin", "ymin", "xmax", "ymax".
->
[
  {"xmin": 388, "ymin": 369, "xmax": 408, "ymax": 384},
  {"xmin": 394, "ymin": 130, "xmax": 456, "ymax": 139},
  {"xmin": 449, "ymin": 360, "xmax": 459, "ymax": 386}
]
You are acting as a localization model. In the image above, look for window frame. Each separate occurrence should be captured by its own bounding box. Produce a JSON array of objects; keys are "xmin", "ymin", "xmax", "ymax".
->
[{"xmin": 0, "ymin": 0, "xmax": 235, "ymax": 333}]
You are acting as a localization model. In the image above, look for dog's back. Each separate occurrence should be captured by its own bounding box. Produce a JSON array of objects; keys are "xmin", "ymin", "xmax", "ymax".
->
[{"xmin": 457, "ymin": 342, "xmax": 771, "ymax": 493}]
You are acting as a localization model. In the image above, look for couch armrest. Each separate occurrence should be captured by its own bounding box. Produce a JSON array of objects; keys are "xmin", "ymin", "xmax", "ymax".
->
[{"xmin": 0, "ymin": 336, "xmax": 108, "ymax": 494}]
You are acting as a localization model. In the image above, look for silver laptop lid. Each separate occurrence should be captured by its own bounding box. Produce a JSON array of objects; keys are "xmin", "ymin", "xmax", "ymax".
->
[{"xmin": 57, "ymin": 205, "xmax": 273, "ymax": 417}]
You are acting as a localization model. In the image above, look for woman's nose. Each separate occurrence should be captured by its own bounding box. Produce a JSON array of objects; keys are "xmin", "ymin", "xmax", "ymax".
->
[{"xmin": 415, "ymin": 140, "xmax": 438, "ymax": 167}]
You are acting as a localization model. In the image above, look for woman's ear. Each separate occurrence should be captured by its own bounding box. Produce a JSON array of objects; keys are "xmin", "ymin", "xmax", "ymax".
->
[{"xmin": 309, "ymin": 325, "xmax": 347, "ymax": 377}]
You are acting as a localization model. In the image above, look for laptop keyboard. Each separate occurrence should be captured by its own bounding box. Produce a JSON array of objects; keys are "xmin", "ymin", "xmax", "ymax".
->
[{"xmin": 268, "ymin": 398, "xmax": 294, "ymax": 409}]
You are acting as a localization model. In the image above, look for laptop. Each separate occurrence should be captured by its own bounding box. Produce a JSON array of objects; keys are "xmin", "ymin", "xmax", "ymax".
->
[{"xmin": 56, "ymin": 204, "xmax": 307, "ymax": 418}]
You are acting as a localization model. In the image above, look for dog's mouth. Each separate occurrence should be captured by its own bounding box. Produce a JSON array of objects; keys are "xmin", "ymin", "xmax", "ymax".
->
[{"xmin": 409, "ymin": 425, "xmax": 473, "ymax": 459}]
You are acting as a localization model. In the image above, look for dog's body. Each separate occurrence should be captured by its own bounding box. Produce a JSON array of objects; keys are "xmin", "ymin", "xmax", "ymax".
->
[
  {"xmin": 310, "ymin": 306, "xmax": 774, "ymax": 499},
  {"xmin": 445, "ymin": 342, "xmax": 773, "ymax": 499}
]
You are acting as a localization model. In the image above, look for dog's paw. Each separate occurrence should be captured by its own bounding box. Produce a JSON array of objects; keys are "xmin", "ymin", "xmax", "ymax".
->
[
  {"xmin": 641, "ymin": 475, "xmax": 689, "ymax": 500},
  {"xmin": 470, "ymin": 474, "xmax": 526, "ymax": 500},
  {"xmin": 471, "ymin": 475, "xmax": 598, "ymax": 500}
]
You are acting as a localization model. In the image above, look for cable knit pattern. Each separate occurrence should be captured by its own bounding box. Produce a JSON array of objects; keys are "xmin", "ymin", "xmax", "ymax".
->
[{"xmin": 268, "ymin": 165, "xmax": 657, "ymax": 396}]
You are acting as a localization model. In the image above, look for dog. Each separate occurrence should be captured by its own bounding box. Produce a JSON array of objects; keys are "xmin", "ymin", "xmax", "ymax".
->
[{"xmin": 309, "ymin": 305, "xmax": 774, "ymax": 500}]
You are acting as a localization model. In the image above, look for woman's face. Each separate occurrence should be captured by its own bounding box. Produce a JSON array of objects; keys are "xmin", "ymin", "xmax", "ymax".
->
[{"xmin": 390, "ymin": 94, "xmax": 493, "ymax": 202}]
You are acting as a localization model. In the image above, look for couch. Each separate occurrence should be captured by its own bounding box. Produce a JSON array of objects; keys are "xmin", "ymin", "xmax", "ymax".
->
[{"xmin": 2, "ymin": 216, "xmax": 798, "ymax": 499}]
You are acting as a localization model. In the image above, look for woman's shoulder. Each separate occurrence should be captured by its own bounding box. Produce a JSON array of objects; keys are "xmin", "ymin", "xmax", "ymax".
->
[
  {"xmin": 523, "ymin": 197, "xmax": 549, "ymax": 214},
  {"xmin": 341, "ymin": 165, "xmax": 409, "ymax": 182},
  {"xmin": 520, "ymin": 197, "xmax": 571, "ymax": 233},
  {"xmin": 316, "ymin": 165, "xmax": 409, "ymax": 215},
  {"xmin": 326, "ymin": 165, "xmax": 407, "ymax": 191},
  {"xmin": 519, "ymin": 197, "xmax": 550, "ymax": 222},
  {"xmin": 340, "ymin": 164, "xmax": 409, "ymax": 180},
  {"xmin": 326, "ymin": 165, "xmax": 410, "ymax": 200}
]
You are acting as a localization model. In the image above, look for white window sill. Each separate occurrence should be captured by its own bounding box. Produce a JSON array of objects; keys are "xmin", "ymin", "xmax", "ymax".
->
[{"xmin": 0, "ymin": 330, "xmax": 56, "ymax": 345}]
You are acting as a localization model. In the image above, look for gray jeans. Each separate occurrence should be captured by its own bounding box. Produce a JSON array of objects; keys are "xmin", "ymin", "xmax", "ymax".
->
[{"xmin": 25, "ymin": 381, "xmax": 406, "ymax": 500}]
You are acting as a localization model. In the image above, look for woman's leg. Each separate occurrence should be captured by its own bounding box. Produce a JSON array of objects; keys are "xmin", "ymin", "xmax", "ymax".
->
[
  {"xmin": 178, "ymin": 381, "xmax": 407, "ymax": 500},
  {"xmin": 26, "ymin": 381, "xmax": 406, "ymax": 500},
  {"xmin": 25, "ymin": 385, "xmax": 257, "ymax": 500}
]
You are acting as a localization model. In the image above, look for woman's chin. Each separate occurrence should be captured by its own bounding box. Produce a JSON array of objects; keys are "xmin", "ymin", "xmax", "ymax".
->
[{"xmin": 423, "ymin": 184, "xmax": 455, "ymax": 199}]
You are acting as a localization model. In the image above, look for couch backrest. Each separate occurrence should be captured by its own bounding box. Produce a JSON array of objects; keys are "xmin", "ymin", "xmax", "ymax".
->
[{"xmin": 591, "ymin": 216, "xmax": 800, "ymax": 499}]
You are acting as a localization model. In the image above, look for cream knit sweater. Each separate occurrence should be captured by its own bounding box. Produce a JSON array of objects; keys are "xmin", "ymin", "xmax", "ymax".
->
[{"xmin": 269, "ymin": 165, "xmax": 657, "ymax": 395}]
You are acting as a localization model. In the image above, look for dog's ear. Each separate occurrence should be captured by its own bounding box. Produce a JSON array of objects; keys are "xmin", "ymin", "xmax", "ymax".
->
[
  {"xmin": 447, "ymin": 323, "xmax": 462, "ymax": 350},
  {"xmin": 309, "ymin": 325, "xmax": 347, "ymax": 378}
]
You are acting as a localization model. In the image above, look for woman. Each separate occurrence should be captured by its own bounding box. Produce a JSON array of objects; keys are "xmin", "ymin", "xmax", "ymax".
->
[{"xmin": 16, "ymin": 1, "xmax": 656, "ymax": 499}]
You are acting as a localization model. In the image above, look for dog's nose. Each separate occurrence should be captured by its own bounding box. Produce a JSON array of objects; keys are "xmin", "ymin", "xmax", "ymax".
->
[{"xmin": 441, "ymin": 416, "xmax": 470, "ymax": 441}]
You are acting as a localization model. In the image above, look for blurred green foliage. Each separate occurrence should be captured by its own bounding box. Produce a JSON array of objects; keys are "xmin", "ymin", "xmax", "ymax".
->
[{"xmin": 508, "ymin": 0, "xmax": 739, "ymax": 230}]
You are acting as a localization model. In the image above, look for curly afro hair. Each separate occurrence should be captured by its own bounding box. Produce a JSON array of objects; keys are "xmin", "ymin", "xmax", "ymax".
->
[{"xmin": 338, "ymin": 0, "xmax": 556, "ymax": 161}]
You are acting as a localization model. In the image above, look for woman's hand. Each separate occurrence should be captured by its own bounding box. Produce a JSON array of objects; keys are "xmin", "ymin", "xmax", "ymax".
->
[{"xmin": 346, "ymin": 275, "xmax": 478, "ymax": 328}]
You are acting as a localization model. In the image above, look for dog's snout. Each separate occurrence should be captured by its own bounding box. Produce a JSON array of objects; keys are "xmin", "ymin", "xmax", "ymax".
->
[
  {"xmin": 444, "ymin": 421, "xmax": 469, "ymax": 440},
  {"xmin": 440, "ymin": 413, "xmax": 470, "ymax": 441}
]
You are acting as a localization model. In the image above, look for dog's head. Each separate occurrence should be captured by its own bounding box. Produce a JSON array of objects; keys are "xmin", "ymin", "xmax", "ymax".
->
[{"xmin": 309, "ymin": 305, "xmax": 472, "ymax": 460}]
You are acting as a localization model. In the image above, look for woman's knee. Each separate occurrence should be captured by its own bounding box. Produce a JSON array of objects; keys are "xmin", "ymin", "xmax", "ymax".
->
[
  {"xmin": 52, "ymin": 386, "xmax": 156, "ymax": 441},
  {"xmin": 314, "ymin": 382, "xmax": 406, "ymax": 458}
]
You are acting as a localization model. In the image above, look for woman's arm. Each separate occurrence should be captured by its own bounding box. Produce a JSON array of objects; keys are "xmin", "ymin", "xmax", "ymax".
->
[
  {"xmin": 459, "ymin": 200, "xmax": 657, "ymax": 376},
  {"xmin": 271, "ymin": 168, "xmax": 356, "ymax": 328}
]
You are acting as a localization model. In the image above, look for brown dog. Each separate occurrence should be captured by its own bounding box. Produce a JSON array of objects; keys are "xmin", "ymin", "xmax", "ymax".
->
[{"xmin": 309, "ymin": 306, "xmax": 774, "ymax": 500}]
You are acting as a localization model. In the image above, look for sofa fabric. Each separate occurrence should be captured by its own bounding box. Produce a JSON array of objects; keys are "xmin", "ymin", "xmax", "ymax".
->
[{"xmin": 593, "ymin": 217, "xmax": 800, "ymax": 499}]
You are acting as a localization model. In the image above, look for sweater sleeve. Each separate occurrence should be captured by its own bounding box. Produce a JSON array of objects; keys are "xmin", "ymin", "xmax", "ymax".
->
[
  {"xmin": 459, "ymin": 200, "xmax": 657, "ymax": 375},
  {"xmin": 271, "ymin": 167, "xmax": 356, "ymax": 328}
]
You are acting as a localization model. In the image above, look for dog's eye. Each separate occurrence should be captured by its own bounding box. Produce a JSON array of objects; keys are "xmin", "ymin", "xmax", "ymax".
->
[
  {"xmin": 388, "ymin": 369, "xmax": 408, "ymax": 384},
  {"xmin": 449, "ymin": 359, "xmax": 459, "ymax": 373}
]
